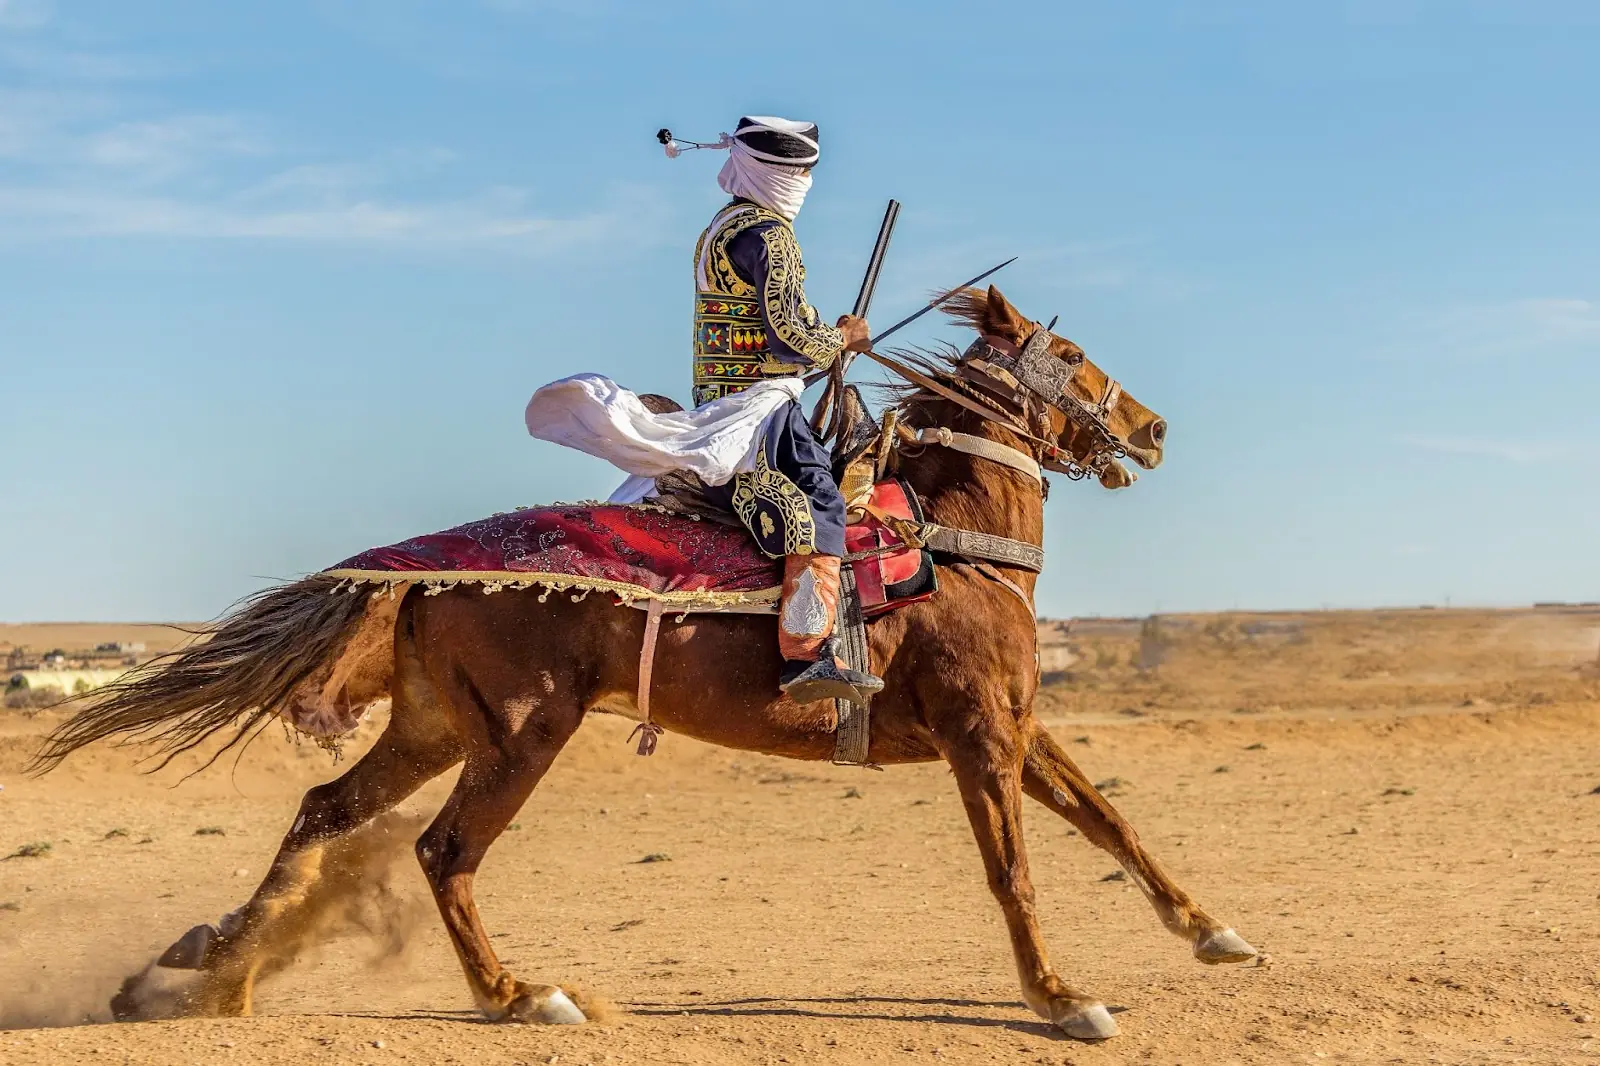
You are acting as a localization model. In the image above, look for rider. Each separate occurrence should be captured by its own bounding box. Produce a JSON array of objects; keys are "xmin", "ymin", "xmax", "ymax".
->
[{"xmin": 690, "ymin": 116, "xmax": 884, "ymax": 705}]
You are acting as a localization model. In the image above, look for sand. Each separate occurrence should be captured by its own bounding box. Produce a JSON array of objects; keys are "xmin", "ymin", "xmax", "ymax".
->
[{"xmin": 2, "ymin": 606, "xmax": 1598, "ymax": 1065}]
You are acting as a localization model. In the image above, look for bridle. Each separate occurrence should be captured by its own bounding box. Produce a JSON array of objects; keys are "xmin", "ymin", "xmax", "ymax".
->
[
  {"xmin": 866, "ymin": 323, "xmax": 1130, "ymax": 487},
  {"xmin": 958, "ymin": 325, "xmax": 1128, "ymax": 481},
  {"xmin": 827, "ymin": 322, "xmax": 1137, "ymax": 585}
]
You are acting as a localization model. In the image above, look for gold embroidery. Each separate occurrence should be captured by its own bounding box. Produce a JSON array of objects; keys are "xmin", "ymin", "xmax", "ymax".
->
[
  {"xmin": 692, "ymin": 204, "xmax": 843, "ymax": 405},
  {"xmin": 693, "ymin": 204, "xmax": 794, "ymax": 406},
  {"xmin": 694, "ymin": 203, "xmax": 785, "ymax": 295},
  {"xmin": 757, "ymin": 224, "xmax": 846, "ymax": 369},
  {"xmin": 730, "ymin": 449, "xmax": 817, "ymax": 558},
  {"xmin": 760, "ymin": 513, "xmax": 775, "ymax": 537}
]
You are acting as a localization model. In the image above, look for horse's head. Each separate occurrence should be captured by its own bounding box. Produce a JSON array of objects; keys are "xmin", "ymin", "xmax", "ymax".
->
[{"xmin": 944, "ymin": 286, "xmax": 1166, "ymax": 482}]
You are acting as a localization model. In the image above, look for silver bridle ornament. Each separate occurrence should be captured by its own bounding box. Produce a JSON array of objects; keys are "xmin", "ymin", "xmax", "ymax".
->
[{"xmin": 959, "ymin": 326, "xmax": 1128, "ymax": 480}]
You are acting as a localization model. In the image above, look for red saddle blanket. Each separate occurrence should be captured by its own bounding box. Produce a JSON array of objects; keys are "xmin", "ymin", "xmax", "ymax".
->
[{"xmin": 326, "ymin": 482, "xmax": 936, "ymax": 615}]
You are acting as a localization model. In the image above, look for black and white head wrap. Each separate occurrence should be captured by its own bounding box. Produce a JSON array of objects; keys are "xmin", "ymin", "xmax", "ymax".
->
[
  {"xmin": 659, "ymin": 115, "xmax": 822, "ymax": 221},
  {"xmin": 729, "ymin": 116, "xmax": 819, "ymax": 168}
]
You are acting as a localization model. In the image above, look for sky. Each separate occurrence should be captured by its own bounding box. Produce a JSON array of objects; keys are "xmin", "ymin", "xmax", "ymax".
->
[{"xmin": 2, "ymin": 0, "xmax": 1598, "ymax": 622}]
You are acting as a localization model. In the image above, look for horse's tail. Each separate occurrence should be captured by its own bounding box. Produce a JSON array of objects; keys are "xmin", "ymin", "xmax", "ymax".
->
[{"xmin": 30, "ymin": 574, "xmax": 372, "ymax": 774}]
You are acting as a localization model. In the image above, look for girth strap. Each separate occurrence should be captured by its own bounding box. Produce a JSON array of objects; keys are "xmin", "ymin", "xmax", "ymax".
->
[
  {"xmin": 918, "ymin": 523, "xmax": 1045, "ymax": 573},
  {"xmin": 856, "ymin": 499, "xmax": 1046, "ymax": 575}
]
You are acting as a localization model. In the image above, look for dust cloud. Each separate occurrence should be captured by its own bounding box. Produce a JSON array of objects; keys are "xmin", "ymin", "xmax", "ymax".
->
[{"xmin": 1, "ymin": 811, "xmax": 431, "ymax": 1029}]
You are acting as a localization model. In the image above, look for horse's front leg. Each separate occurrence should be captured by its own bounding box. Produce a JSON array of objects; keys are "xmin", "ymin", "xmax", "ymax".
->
[
  {"xmin": 1021, "ymin": 721, "xmax": 1257, "ymax": 963},
  {"xmin": 935, "ymin": 706, "xmax": 1120, "ymax": 1041}
]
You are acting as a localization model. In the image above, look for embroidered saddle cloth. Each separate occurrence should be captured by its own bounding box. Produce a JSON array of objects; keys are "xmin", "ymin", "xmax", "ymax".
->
[{"xmin": 324, "ymin": 483, "xmax": 937, "ymax": 616}]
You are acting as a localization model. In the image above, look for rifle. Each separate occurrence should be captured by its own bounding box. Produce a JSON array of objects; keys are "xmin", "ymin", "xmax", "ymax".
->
[
  {"xmin": 851, "ymin": 200, "xmax": 900, "ymax": 340},
  {"xmin": 808, "ymin": 199, "xmax": 899, "ymax": 435},
  {"xmin": 807, "ymin": 202, "xmax": 1018, "ymax": 440}
]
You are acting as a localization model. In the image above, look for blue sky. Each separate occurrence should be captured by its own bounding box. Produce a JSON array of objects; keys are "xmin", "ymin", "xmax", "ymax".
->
[{"xmin": 2, "ymin": 0, "xmax": 1597, "ymax": 622}]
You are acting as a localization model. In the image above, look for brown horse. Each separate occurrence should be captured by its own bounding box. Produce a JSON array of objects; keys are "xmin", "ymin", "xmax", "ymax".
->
[{"xmin": 36, "ymin": 286, "xmax": 1255, "ymax": 1041}]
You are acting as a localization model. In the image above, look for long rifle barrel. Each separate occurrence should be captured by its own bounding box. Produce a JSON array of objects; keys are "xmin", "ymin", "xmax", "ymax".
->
[{"xmin": 852, "ymin": 199, "xmax": 900, "ymax": 320}]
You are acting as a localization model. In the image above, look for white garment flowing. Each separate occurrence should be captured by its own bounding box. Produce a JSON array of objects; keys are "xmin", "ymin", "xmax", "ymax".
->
[{"xmin": 523, "ymin": 373, "xmax": 805, "ymax": 504}]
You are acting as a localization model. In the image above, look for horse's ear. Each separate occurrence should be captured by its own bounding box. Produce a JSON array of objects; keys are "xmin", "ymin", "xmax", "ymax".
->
[{"xmin": 984, "ymin": 286, "xmax": 1028, "ymax": 342}]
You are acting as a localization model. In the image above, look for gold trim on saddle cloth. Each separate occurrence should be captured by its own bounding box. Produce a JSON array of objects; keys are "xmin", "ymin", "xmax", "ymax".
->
[{"xmin": 320, "ymin": 569, "xmax": 781, "ymax": 610}]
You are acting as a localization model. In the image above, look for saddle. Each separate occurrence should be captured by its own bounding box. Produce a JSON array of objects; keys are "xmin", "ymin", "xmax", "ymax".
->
[
  {"xmin": 638, "ymin": 389, "xmax": 937, "ymax": 618},
  {"xmin": 628, "ymin": 386, "xmax": 929, "ymax": 766}
]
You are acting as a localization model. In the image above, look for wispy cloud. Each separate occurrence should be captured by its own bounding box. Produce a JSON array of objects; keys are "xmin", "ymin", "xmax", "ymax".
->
[
  {"xmin": 867, "ymin": 235, "xmax": 1155, "ymax": 315},
  {"xmin": 1515, "ymin": 298, "xmax": 1600, "ymax": 344},
  {"xmin": 0, "ymin": 182, "xmax": 661, "ymax": 244},
  {"xmin": 1394, "ymin": 433, "xmax": 1569, "ymax": 465},
  {"xmin": 1388, "ymin": 297, "xmax": 1600, "ymax": 361},
  {"xmin": 0, "ymin": 0, "xmax": 51, "ymax": 30},
  {"xmin": 0, "ymin": 17, "xmax": 649, "ymax": 249}
]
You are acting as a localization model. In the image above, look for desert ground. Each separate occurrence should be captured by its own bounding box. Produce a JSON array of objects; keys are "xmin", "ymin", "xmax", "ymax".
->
[{"xmin": 3, "ymin": 607, "xmax": 1599, "ymax": 1065}]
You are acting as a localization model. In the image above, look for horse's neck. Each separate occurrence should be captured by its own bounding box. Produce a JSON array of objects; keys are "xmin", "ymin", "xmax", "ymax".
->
[{"xmin": 896, "ymin": 403, "xmax": 1045, "ymax": 574}]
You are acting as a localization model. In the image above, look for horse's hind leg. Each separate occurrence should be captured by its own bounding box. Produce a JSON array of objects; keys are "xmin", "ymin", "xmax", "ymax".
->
[
  {"xmin": 1020, "ymin": 721, "xmax": 1257, "ymax": 964},
  {"xmin": 415, "ymin": 742, "xmax": 586, "ymax": 1024},
  {"xmin": 935, "ymin": 707, "xmax": 1120, "ymax": 1041},
  {"xmin": 122, "ymin": 630, "xmax": 463, "ymax": 1019}
]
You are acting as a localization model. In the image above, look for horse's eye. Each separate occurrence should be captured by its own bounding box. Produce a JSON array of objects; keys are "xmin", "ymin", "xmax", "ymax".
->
[{"xmin": 1066, "ymin": 352, "xmax": 1083, "ymax": 366}]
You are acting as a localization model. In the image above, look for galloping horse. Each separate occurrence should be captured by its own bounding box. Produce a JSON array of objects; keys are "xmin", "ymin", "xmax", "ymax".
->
[{"xmin": 35, "ymin": 286, "xmax": 1256, "ymax": 1041}]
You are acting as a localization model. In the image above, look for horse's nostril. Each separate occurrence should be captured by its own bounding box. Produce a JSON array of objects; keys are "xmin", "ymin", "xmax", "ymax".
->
[{"xmin": 1149, "ymin": 420, "xmax": 1167, "ymax": 446}]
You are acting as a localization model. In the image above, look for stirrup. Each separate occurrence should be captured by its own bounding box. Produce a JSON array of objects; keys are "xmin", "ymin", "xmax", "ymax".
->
[{"xmin": 779, "ymin": 647, "xmax": 884, "ymax": 704}]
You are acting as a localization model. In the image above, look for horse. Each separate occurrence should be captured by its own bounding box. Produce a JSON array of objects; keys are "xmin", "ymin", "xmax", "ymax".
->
[{"xmin": 34, "ymin": 285, "xmax": 1256, "ymax": 1041}]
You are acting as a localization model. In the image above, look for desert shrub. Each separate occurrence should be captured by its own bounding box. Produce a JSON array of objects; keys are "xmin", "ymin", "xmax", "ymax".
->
[{"xmin": 3, "ymin": 686, "xmax": 64, "ymax": 710}]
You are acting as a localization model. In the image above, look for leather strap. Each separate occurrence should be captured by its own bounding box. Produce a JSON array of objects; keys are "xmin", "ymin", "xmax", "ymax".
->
[
  {"xmin": 863, "ymin": 350, "xmax": 1032, "ymax": 437},
  {"xmin": 918, "ymin": 523, "xmax": 1045, "ymax": 573},
  {"xmin": 831, "ymin": 565, "xmax": 873, "ymax": 767},
  {"xmin": 856, "ymin": 500, "xmax": 1045, "ymax": 574},
  {"xmin": 907, "ymin": 426, "xmax": 1041, "ymax": 483},
  {"xmin": 969, "ymin": 561, "xmax": 1034, "ymax": 613},
  {"xmin": 865, "ymin": 348, "xmax": 1079, "ymax": 473},
  {"xmin": 630, "ymin": 599, "xmax": 665, "ymax": 756}
]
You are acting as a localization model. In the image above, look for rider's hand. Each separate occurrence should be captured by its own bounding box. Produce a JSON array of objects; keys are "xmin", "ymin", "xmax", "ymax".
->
[{"xmin": 836, "ymin": 314, "xmax": 872, "ymax": 353}]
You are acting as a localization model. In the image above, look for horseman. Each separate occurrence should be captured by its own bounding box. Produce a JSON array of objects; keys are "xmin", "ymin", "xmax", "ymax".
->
[{"xmin": 688, "ymin": 116, "xmax": 883, "ymax": 705}]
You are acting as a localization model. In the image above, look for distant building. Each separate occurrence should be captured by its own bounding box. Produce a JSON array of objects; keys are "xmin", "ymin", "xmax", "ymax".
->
[{"xmin": 7, "ymin": 668, "xmax": 128, "ymax": 696}]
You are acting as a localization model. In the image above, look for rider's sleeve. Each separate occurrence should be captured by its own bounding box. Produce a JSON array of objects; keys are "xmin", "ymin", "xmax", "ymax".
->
[{"xmin": 728, "ymin": 221, "xmax": 846, "ymax": 370}]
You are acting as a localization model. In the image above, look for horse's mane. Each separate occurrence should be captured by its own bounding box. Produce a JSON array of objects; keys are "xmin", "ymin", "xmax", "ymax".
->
[
  {"xmin": 869, "ymin": 344, "xmax": 960, "ymax": 409},
  {"xmin": 868, "ymin": 287, "xmax": 992, "ymax": 417}
]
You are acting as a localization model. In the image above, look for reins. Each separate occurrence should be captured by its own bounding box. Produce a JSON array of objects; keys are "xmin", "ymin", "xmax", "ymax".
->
[{"xmin": 863, "ymin": 322, "xmax": 1131, "ymax": 488}]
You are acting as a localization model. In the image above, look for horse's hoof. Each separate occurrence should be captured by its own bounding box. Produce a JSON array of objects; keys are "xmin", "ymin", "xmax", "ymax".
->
[
  {"xmin": 156, "ymin": 924, "xmax": 219, "ymax": 970},
  {"xmin": 507, "ymin": 985, "xmax": 587, "ymax": 1025},
  {"xmin": 110, "ymin": 969, "xmax": 153, "ymax": 1021},
  {"xmin": 1053, "ymin": 1001, "xmax": 1119, "ymax": 1041},
  {"xmin": 1194, "ymin": 927, "xmax": 1258, "ymax": 964}
]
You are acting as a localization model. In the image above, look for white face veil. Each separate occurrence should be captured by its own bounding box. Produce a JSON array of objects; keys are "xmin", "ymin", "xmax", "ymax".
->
[
  {"xmin": 659, "ymin": 116, "xmax": 820, "ymax": 221},
  {"xmin": 716, "ymin": 141, "xmax": 813, "ymax": 221}
]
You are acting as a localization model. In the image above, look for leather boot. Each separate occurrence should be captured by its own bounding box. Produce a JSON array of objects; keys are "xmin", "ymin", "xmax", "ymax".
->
[{"xmin": 776, "ymin": 555, "xmax": 886, "ymax": 704}]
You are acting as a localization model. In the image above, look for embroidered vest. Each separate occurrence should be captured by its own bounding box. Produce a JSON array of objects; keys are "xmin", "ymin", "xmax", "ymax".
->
[{"xmin": 691, "ymin": 203, "xmax": 804, "ymax": 407}]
